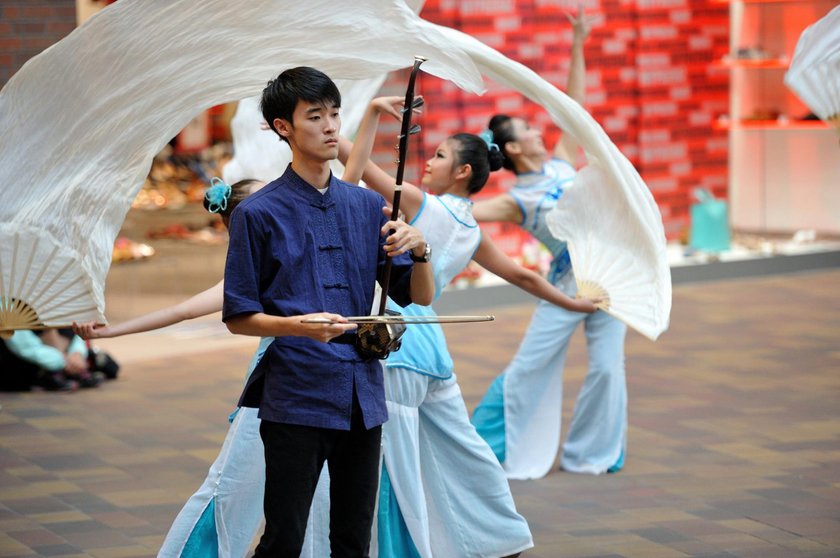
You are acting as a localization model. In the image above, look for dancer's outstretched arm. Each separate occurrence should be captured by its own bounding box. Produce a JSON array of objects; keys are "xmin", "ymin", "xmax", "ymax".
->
[
  {"xmin": 72, "ymin": 280, "xmax": 225, "ymax": 339},
  {"xmin": 554, "ymin": 6, "xmax": 593, "ymax": 164},
  {"xmin": 342, "ymin": 96, "xmax": 404, "ymax": 184},
  {"xmin": 472, "ymin": 233, "xmax": 598, "ymax": 313},
  {"xmin": 338, "ymin": 96, "xmax": 425, "ymax": 221}
]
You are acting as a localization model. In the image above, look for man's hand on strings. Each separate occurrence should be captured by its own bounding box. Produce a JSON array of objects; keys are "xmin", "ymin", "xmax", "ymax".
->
[
  {"xmin": 381, "ymin": 206, "xmax": 426, "ymax": 258},
  {"xmin": 297, "ymin": 312, "xmax": 357, "ymax": 343}
]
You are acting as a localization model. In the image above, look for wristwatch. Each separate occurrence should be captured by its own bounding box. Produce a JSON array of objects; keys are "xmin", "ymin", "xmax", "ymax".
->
[{"xmin": 410, "ymin": 242, "xmax": 432, "ymax": 263}]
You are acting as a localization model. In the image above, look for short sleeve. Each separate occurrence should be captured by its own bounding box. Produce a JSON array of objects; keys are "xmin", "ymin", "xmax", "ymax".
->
[{"xmin": 223, "ymin": 206, "xmax": 265, "ymax": 321}]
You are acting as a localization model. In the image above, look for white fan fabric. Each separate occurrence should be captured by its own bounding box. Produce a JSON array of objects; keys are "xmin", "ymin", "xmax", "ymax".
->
[
  {"xmin": 222, "ymin": 75, "xmax": 394, "ymax": 185},
  {"xmin": 784, "ymin": 5, "xmax": 840, "ymax": 126},
  {"xmin": 221, "ymin": 96, "xmax": 290, "ymax": 185},
  {"xmin": 222, "ymin": 0, "xmax": 428, "ymax": 184},
  {"xmin": 433, "ymin": 26, "xmax": 671, "ymax": 340},
  {"xmin": 0, "ymin": 0, "xmax": 482, "ymax": 328}
]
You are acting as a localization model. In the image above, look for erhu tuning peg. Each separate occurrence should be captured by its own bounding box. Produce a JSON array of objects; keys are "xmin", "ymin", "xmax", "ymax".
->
[
  {"xmin": 403, "ymin": 96, "xmax": 425, "ymax": 113},
  {"xmin": 398, "ymin": 124, "xmax": 421, "ymax": 139}
]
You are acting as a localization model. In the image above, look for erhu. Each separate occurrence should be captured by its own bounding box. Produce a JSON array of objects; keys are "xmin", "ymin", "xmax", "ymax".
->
[
  {"xmin": 302, "ymin": 56, "xmax": 494, "ymax": 359},
  {"xmin": 353, "ymin": 55, "xmax": 426, "ymax": 360}
]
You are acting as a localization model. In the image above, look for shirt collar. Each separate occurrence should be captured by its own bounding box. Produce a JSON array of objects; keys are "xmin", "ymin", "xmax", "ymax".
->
[{"xmin": 282, "ymin": 164, "xmax": 340, "ymax": 206}]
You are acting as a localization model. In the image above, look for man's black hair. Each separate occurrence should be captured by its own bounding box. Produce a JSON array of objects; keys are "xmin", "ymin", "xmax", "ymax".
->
[{"xmin": 260, "ymin": 66, "xmax": 342, "ymax": 144}]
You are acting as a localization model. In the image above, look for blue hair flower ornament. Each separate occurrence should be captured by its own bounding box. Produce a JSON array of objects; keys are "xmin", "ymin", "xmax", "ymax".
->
[
  {"xmin": 478, "ymin": 129, "xmax": 500, "ymax": 152},
  {"xmin": 205, "ymin": 177, "xmax": 232, "ymax": 214}
]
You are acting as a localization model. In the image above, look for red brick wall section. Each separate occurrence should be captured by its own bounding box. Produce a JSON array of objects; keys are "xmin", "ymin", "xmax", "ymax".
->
[
  {"xmin": 0, "ymin": 0, "xmax": 77, "ymax": 86},
  {"xmin": 374, "ymin": 0, "xmax": 729, "ymax": 251},
  {"xmin": 635, "ymin": 0, "xmax": 730, "ymax": 238}
]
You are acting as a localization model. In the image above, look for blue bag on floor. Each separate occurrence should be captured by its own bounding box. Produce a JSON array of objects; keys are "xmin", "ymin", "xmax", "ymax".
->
[{"xmin": 690, "ymin": 188, "xmax": 731, "ymax": 253}]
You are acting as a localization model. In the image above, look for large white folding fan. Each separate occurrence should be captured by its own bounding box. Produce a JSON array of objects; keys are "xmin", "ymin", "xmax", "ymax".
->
[
  {"xmin": 433, "ymin": 26, "xmax": 672, "ymax": 341},
  {"xmin": 0, "ymin": 0, "xmax": 482, "ymax": 337},
  {"xmin": 784, "ymin": 5, "xmax": 840, "ymax": 132},
  {"xmin": 545, "ymin": 166, "xmax": 669, "ymax": 340}
]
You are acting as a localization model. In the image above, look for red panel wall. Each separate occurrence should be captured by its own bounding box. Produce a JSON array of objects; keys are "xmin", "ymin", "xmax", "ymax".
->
[
  {"xmin": 634, "ymin": 0, "xmax": 730, "ymax": 237},
  {"xmin": 373, "ymin": 0, "xmax": 729, "ymax": 252}
]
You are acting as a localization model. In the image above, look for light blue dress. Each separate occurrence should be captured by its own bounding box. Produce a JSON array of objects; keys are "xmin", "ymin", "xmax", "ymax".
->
[
  {"xmin": 471, "ymin": 159, "xmax": 628, "ymax": 478},
  {"xmin": 376, "ymin": 193, "xmax": 533, "ymax": 558}
]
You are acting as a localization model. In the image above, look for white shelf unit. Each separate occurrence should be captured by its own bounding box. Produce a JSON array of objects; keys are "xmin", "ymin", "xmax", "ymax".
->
[{"xmin": 726, "ymin": 0, "xmax": 840, "ymax": 234}]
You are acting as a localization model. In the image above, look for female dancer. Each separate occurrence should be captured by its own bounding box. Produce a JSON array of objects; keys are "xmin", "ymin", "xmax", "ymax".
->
[
  {"xmin": 470, "ymin": 10, "xmax": 629, "ymax": 479},
  {"xmin": 338, "ymin": 95, "xmax": 598, "ymax": 558}
]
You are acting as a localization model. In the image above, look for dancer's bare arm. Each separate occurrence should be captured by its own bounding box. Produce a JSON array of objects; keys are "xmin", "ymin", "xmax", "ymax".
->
[
  {"xmin": 72, "ymin": 280, "xmax": 225, "ymax": 339},
  {"xmin": 338, "ymin": 96, "xmax": 425, "ymax": 221},
  {"xmin": 472, "ymin": 234, "xmax": 598, "ymax": 313},
  {"xmin": 343, "ymin": 96, "xmax": 404, "ymax": 184},
  {"xmin": 554, "ymin": 6, "xmax": 593, "ymax": 164}
]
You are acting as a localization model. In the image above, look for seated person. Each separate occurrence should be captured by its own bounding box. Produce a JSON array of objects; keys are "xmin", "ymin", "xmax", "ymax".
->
[{"xmin": 0, "ymin": 328, "xmax": 115, "ymax": 391}]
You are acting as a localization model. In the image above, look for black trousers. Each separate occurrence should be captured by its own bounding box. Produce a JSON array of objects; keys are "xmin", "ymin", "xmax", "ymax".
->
[{"xmin": 253, "ymin": 398, "xmax": 382, "ymax": 558}]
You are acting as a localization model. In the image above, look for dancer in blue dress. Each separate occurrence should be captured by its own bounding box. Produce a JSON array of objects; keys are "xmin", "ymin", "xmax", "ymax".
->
[
  {"xmin": 470, "ymin": 9, "xmax": 629, "ymax": 479},
  {"xmin": 339, "ymin": 95, "xmax": 598, "ymax": 558}
]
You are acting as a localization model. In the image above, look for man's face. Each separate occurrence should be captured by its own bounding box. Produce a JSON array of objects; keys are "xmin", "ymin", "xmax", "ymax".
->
[{"xmin": 275, "ymin": 100, "xmax": 341, "ymax": 162}]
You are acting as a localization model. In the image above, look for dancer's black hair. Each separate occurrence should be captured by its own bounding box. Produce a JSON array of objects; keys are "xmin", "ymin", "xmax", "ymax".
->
[
  {"xmin": 203, "ymin": 179, "xmax": 262, "ymax": 227},
  {"xmin": 449, "ymin": 133, "xmax": 505, "ymax": 195},
  {"xmin": 487, "ymin": 114, "xmax": 517, "ymax": 171}
]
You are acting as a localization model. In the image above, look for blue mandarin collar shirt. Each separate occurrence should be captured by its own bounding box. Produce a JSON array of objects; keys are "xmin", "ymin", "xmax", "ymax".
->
[{"xmin": 223, "ymin": 166, "xmax": 414, "ymax": 430}]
